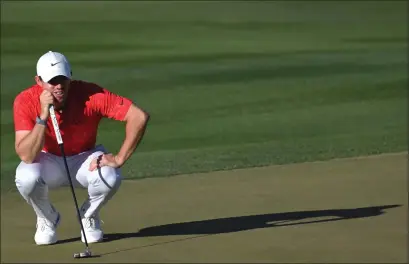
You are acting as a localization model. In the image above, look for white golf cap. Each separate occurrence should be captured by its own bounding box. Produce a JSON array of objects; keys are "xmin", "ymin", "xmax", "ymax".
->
[{"xmin": 36, "ymin": 51, "xmax": 72, "ymax": 82}]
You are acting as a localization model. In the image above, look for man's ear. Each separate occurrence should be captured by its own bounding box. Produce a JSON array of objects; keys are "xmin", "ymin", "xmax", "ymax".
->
[{"xmin": 34, "ymin": 75, "xmax": 43, "ymax": 87}]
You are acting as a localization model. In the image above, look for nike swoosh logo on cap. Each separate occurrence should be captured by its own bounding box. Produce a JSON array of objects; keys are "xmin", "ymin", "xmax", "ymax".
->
[{"xmin": 51, "ymin": 62, "xmax": 60, "ymax": 66}]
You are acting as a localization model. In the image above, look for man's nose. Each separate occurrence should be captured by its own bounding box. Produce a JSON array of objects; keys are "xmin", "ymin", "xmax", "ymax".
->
[{"xmin": 53, "ymin": 83, "xmax": 62, "ymax": 89}]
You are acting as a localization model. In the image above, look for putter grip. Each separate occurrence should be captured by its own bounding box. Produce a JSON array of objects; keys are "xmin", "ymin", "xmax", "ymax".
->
[{"xmin": 49, "ymin": 105, "xmax": 64, "ymax": 145}]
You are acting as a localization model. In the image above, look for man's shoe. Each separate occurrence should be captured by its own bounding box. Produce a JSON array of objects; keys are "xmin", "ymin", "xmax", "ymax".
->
[
  {"xmin": 81, "ymin": 215, "xmax": 103, "ymax": 243},
  {"xmin": 34, "ymin": 213, "xmax": 60, "ymax": 245}
]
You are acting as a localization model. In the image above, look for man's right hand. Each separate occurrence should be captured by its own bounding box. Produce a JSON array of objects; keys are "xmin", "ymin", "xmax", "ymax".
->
[{"xmin": 39, "ymin": 90, "xmax": 54, "ymax": 120}]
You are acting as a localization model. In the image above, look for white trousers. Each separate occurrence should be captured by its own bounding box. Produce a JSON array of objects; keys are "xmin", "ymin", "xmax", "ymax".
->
[{"xmin": 15, "ymin": 145, "xmax": 122, "ymax": 224}]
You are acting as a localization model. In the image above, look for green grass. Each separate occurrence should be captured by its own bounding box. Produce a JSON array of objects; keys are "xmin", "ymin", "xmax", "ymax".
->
[{"xmin": 1, "ymin": 1, "xmax": 407, "ymax": 191}]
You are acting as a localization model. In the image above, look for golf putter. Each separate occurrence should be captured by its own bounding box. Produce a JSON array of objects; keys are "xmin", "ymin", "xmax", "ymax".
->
[{"xmin": 49, "ymin": 105, "xmax": 95, "ymax": 259}]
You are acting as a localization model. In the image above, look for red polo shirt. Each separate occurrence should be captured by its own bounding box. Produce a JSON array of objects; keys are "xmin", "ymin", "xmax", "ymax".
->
[{"xmin": 13, "ymin": 80, "xmax": 133, "ymax": 156}]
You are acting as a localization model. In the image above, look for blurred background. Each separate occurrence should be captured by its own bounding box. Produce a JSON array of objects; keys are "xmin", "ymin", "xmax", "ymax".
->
[{"xmin": 1, "ymin": 1, "xmax": 407, "ymax": 190}]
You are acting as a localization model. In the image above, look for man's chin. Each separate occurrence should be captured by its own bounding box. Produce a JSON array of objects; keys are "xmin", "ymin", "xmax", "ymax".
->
[{"xmin": 54, "ymin": 95, "xmax": 67, "ymax": 103}]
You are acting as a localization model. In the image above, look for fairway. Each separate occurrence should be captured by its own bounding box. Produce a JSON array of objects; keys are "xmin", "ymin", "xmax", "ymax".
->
[
  {"xmin": 1, "ymin": 1, "xmax": 407, "ymax": 188},
  {"xmin": 1, "ymin": 1, "xmax": 407, "ymax": 263},
  {"xmin": 1, "ymin": 153, "xmax": 407, "ymax": 262}
]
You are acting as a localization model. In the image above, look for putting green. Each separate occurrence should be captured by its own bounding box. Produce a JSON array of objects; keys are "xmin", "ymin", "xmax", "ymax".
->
[{"xmin": 1, "ymin": 152, "xmax": 406, "ymax": 263}]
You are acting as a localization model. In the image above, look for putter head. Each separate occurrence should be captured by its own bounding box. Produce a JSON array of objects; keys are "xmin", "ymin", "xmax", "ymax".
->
[{"xmin": 73, "ymin": 250, "xmax": 92, "ymax": 259}]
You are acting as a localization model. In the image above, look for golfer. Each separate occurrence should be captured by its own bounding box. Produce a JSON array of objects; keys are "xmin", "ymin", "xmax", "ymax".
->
[{"xmin": 13, "ymin": 51, "xmax": 150, "ymax": 245}]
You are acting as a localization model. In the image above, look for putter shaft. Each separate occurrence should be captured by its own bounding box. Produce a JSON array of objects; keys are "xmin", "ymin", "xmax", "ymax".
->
[{"xmin": 49, "ymin": 105, "xmax": 92, "ymax": 257}]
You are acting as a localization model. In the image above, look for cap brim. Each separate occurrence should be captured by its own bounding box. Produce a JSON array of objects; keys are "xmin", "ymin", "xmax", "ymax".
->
[{"xmin": 41, "ymin": 69, "xmax": 71, "ymax": 83}]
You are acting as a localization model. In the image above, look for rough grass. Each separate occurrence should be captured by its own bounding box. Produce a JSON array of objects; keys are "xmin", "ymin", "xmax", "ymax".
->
[{"xmin": 1, "ymin": 1, "xmax": 407, "ymax": 191}]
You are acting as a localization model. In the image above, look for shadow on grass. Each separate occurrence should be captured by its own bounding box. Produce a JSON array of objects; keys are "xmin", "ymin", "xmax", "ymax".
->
[{"xmin": 57, "ymin": 204, "xmax": 401, "ymax": 254}]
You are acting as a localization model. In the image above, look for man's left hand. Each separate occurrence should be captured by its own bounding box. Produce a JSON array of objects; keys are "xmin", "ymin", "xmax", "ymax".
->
[{"xmin": 89, "ymin": 153, "xmax": 122, "ymax": 171}]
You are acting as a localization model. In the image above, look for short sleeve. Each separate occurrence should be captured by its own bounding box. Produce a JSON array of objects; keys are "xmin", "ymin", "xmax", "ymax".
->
[
  {"xmin": 87, "ymin": 84, "xmax": 133, "ymax": 121},
  {"xmin": 13, "ymin": 93, "xmax": 35, "ymax": 131}
]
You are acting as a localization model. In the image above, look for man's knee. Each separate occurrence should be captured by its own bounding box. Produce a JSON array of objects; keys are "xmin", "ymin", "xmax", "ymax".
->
[
  {"xmin": 89, "ymin": 166, "xmax": 122, "ymax": 195},
  {"xmin": 15, "ymin": 162, "xmax": 43, "ymax": 196}
]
